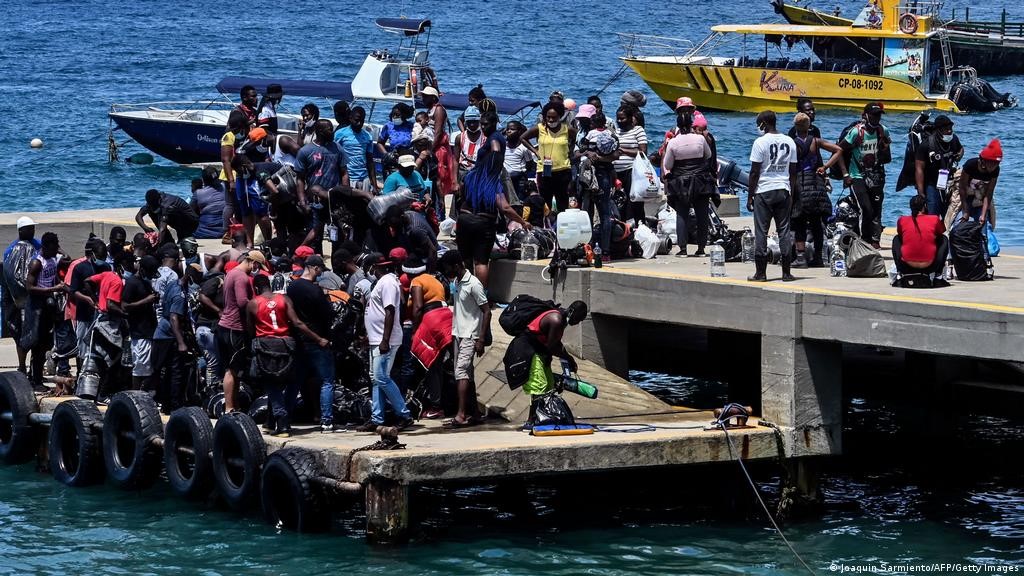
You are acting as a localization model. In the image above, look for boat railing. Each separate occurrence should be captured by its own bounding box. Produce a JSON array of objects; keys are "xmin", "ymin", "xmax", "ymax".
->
[
  {"xmin": 618, "ymin": 33, "xmax": 697, "ymax": 58},
  {"xmin": 896, "ymin": 1, "xmax": 943, "ymax": 18},
  {"xmin": 110, "ymin": 100, "xmax": 236, "ymax": 115}
]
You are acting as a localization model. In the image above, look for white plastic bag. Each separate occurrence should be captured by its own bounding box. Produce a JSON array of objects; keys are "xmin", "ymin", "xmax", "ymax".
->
[
  {"xmin": 630, "ymin": 152, "xmax": 662, "ymax": 202},
  {"xmin": 657, "ymin": 206, "xmax": 677, "ymax": 243},
  {"xmin": 634, "ymin": 222, "xmax": 660, "ymax": 259}
]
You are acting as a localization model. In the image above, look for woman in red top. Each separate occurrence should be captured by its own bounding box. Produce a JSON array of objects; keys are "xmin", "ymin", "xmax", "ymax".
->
[{"xmin": 894, "ymin": 195, "xmax": 948, "ymax": 275}]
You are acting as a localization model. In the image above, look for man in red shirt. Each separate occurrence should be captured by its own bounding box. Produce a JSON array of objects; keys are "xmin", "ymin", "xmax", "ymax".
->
[
  {"xmin": 246, "ymin": 274, "xmax": 325, "ymax": 436},
  {"xmin": 76, "ymin": 270, "xmax": 126, "ymax": 399},
  {"xmin": 217, "ymin": 250, "xmax": 265, "ymax": 412}
]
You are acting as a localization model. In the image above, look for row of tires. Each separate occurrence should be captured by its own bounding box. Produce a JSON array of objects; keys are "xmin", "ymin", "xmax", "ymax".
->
[{"xmin": 0, "ymin": 372, "xmax": 331, "ymax": 532}]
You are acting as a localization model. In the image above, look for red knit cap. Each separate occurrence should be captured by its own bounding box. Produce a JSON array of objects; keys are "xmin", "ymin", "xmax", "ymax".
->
[{"xmin": 980, "ymin": 138, "xmax": 1003, "ymax": 162}]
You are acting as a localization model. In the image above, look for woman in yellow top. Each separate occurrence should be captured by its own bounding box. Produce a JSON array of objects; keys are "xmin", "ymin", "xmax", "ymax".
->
[
  {"xmin": 218, "ymin": 110, "xmax": 249, "ymax": 239},
  {"xmin": 524, "ymin": 102, "xmax": 577, "ymax": 214}
]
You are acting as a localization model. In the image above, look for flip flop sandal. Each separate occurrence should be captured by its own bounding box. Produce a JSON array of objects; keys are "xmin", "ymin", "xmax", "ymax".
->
[{"xmin": 443, "ymin": 418, "xmax": 474, "ymax": 429}]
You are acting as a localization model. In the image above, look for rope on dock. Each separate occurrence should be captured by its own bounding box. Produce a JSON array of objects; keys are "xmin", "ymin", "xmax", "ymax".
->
[{"xmin": 719, "ymin": 424, "xmax": 817, "ymax": 576}]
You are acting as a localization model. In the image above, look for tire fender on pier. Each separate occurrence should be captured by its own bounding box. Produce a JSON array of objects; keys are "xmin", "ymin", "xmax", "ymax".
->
[
  {"xmin": 0, "ymin": 371, "xmax": 38, "ymax": 465},
  {"xmin": 48, "ymin": 399, "xmax": 104, "ymax": 486},
  {"xmin": 102, "ymin": 391, "xmax": 163, "ymax": 490},
  {"xmin": 261, "ymin": 448, "xmax": 330, "ymax": 533},
  {"xmin": 164, "ymin": 406, "xmax": 214, "ymax": 498},
  {"xmin": 212, "ymin": 412, "xmax": 265, "ymax": 511}
]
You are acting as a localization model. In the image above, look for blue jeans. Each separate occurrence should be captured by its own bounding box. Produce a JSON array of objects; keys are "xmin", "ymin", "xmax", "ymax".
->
[
  {"xmin": 296, "ymin": 342, "xmax": 336, "ymax": 426},
  {"xmin": 391, "ymin": 324, "xmax": 415, "ymax": 394},
  {"xmin": 195, "ymin": 325, "xmax": 221, "ymax": 383},
  {"xmin": 588, "ymin": 163, "xmax": 615, "ymax": 252},
  {"xmin": 924, "ymin": 185, "xmax": 946, "ymax": 221},
  {"xmin": 370, "ymin": 345, "xmax": 410, "ymax": 425}
]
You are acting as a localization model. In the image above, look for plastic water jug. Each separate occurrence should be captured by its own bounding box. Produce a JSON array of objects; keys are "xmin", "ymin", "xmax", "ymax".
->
[
  {"xmin": 709, "ymin": 244, "xmax": 726, "ymax": 277},
  {"xmin": 556, "ymin": 208, "xmax": 591, "ymax": 249},
  {"xmin": 741, "ymin": 227, "xmax": 755, "ymax": 263}
]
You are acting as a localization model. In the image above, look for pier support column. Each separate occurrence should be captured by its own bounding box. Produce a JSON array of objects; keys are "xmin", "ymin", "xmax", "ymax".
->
[
  {"xmin": 577, "ymin": 313, "xmax": 630, "ymax": 379},
  {"xmin": 760, "ymin": 337, "xmax": 843, "ymax": 457},
  {"xmin": 365, "ymin": 479, "xmax": 409, "ymax": 544}
]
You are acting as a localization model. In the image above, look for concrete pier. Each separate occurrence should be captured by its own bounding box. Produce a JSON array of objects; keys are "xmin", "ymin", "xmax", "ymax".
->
[{"xmin": 2, "ymin": 207, "xmax": 1023, "ymax": 540}]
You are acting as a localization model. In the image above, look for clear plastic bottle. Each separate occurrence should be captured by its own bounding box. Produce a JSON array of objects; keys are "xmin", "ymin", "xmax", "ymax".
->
[
  {"xmin": 594, "ymin": 244, "xmax": 603, "ymax": 269},
  {"xmin": 829, "ymin": 243, "xmax": 847, "ymax": 277},
  {"xmin": 741, "ymin": 227, "xmax": 755, "ymax": 263},
  {"xmin": 521, "ymin": 234, "xmax": 538, "ymax": 261},
  {"xmin": 944, "ymin": 260, "xmax": 955, "ymax": 281},
  {"xmin": 709, "ymin": 244, "xmax": 726, "ymax": 277}
]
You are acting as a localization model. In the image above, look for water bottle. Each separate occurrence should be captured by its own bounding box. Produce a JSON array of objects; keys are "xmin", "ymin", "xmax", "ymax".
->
[
  {"xmin": 829, "ymin": 243, "xmax": 847, "ymax": 277},
  {"xmin": 560, "ymin": 359, "xmax": 598, "ymax": 399},
  {"xmin": 741, "ymin": 227, "xmax": 755, "ymax": 263},
  {"xmin": 944, "ymin": 260, "xmax": 955, "ymax": 280},
  {"xmin": 709, "ymin": 244, "xmax": 726, "ymax": 277},
  {"xmin": 594, "ymin": 244, "xmax": 603, "ymax": 269},
  {"xmin": 521, "ymin": 234, "xmax": 538, "ymax": 261}
]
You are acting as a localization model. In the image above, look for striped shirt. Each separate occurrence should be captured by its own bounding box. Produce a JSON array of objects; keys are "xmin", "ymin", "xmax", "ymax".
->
[{"xmin": 614, "ymin": 126, "xmax": 648, "ymax": 173}]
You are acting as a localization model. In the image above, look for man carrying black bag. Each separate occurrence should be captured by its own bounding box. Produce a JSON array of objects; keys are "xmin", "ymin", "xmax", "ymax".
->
[{"xmin": 246, "ymin": 274, "xmax": 327, "ymax": 437}]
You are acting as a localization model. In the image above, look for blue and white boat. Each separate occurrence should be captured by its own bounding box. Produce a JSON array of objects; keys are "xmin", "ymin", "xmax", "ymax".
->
[{"xmin": 108, "ymin": 18, "xmax": 539, "ymax": 165}]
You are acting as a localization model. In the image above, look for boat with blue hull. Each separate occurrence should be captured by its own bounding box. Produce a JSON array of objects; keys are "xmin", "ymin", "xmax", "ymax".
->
[{"xmin": 108, "ymin": 18, "xmax": 539, "ymax": 165}]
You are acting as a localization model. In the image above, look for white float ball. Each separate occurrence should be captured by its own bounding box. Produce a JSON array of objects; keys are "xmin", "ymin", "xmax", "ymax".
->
[{"xmin": 30, "ymin": 138, "xmax": 43, "ymax": 149}]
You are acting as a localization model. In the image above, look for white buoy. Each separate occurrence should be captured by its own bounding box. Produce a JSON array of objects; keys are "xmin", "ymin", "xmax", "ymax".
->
[{"xmin": 30, "ymin": 138, "xmax": 43, "ymax": 149}]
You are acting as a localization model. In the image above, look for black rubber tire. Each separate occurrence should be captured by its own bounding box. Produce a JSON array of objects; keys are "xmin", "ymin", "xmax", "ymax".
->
[
  {"xmin": 212, "ymin": 412, "xmax": 266, "ymax": 511},
  {"xmin": 48, "ymin": 399, "xmax": 104, "ymax": 487},
  {"xmin": 261, "ymin": 448, "xmax": 329, "ymax": 532},
  {"xmin": 0, "ymin": 371, "xmax": 38, "ymax": 465},
  {"xmin": 102, "ymin": 391, "xmax": 164, "ymax": 490},
  {"xmin": 164, "ymin": 406, "xmax": 214, "ymax": 499}
]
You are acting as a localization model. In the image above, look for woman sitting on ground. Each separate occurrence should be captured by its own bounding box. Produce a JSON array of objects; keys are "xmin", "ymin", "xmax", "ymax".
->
[{"xmin": 893, "ymin": 195, "xmax": 947, "ymax": 276}]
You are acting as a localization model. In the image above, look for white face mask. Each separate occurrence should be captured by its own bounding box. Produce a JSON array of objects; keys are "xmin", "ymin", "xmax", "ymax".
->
[
  {"xmin": 304, "ymin": 119, "xmax": 315, "ymax": 128},
  {"xmin": 757, "ymin": 124, "xmax": 766, "ymax": 136},
  {"xmin": 940, "ymin": 133, "xmax": 954, "ymax": 143}
]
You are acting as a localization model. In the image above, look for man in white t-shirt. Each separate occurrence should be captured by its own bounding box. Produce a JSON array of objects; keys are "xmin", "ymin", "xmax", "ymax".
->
[
  {"xmin": 440, "ymin": 250, "xmax": 490, "ymax": 428},
  {"xmin": 360, "ymin": 257, "xmax": 412, "ymax": 430},
  {"xmin": 747, "ymin": 110, "xmax": 798, "ymax": 282}
]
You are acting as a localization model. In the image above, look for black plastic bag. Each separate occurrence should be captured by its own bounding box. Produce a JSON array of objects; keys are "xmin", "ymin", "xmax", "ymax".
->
[
  {"xmin": 534, "ymin": 392, "xmax": 575, "ymax": 426},
  {"xmin": 950, "ymin": 221, "xmax": 990, "ymax": 281},
  {"xmin": 332, "ymin": 386, "xmax": 372, "ymax": 425}
]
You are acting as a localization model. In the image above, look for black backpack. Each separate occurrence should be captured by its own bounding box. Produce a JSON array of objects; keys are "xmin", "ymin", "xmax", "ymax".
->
[
  {"xmin": 502, "ymin": 334, "xmax": 548, "ymax": 390},
  {"xmin": 499, "ymin": 294, "xmax": 558, "ymax": 336}
]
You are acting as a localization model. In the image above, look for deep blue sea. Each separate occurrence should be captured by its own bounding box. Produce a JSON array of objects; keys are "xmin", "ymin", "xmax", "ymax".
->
[{"xmin": 3, "ymin": 1, "xmax": 1024, "ymax": 574}]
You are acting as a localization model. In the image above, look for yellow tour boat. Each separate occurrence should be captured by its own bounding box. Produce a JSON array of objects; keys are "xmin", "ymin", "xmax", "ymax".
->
[{"xmin": 620, "ymin": 0, "xmax": 1016, "ymax": 113}]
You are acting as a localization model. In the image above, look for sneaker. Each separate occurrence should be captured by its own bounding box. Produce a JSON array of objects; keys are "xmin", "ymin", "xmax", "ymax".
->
[
  {"xmin": 320, "ymin": 424, "xmax": 343, "ymax": 434},
  {"xmin": 421, "ymin": 407, "xmax": 444, "ymax": 419},
  {"xmin": 355, "ymin": 421, "xmax": 381, "ymax": 432},
  {"xmin": 397, "ymin": 418, "xmax": 415, "ymax": 431}
]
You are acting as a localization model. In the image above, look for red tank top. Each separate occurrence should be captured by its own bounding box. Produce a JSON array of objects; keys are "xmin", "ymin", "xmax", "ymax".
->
[
  {"xmin": 253, "ymin": 294, "xmax": 290, "ymax": 338},
  {"xmin": 526, "ymin": 309, "xmax": 559, "ymax": 346}
]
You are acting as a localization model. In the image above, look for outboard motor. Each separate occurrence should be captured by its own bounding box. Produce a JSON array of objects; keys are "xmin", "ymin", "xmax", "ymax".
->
[
  {"xmin": 949, "ymin": 67, "xmax": 1017, "ymax": 112},
  {"xmin": 717, "ymin": 157, "xmax": 749, "ymax": 191}
]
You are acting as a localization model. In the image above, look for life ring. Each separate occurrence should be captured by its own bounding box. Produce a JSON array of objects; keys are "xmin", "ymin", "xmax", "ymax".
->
[
  {"xmin": 899, "ymin": 13, "xmax": 918, "ymax": 34},
  {"xmin": 0, "ymin": 371, "xmax": 38, "ymax": 465},
  {"xmin": 164, "ymin": 406, "xmax": 215, "ymax": 498},
  {"xmin": 48, "ymin": 399, "xmax": 104, "ymax": 487},
  {"xmin": 212, "ymin": 412, "xmax": 266, "ymax": 511},
  {"xmin": 261, "ymin": 448, "xmax": 330, "ymax": 532},
  {"xmin": 102, "ymin": 391, "xmax": 164, "ymax": 490}
]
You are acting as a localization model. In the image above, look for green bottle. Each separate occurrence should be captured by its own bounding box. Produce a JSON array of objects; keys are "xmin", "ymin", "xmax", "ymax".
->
[{"xmin": 561, "ymin": 376, "xmax": 599, "ymax": 399}]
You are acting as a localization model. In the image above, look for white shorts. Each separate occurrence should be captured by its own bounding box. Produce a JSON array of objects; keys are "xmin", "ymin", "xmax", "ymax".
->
[
  {"xmin": 453, "ymin": 336, "xmax": 476, "ymax": 381},
  {"xmin": 131, "ymin": 338, "xmax": 154, "ymax": 377}
]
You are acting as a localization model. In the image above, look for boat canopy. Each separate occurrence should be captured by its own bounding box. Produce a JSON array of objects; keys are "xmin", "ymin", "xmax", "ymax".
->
[
  {"xmin": 216, "ymin": 76, "xmax": 353, "ymax": 101},
  {"xmin": 711, "ymin": 23, "xmax": 929, "ymax": 39},
  {"xmin": 437, "ymin": 94, "xmax": 541, "ymax": 116},
  {"xmin": 375, "ymin": 18, "xmax": 431, "ymax": 36}
]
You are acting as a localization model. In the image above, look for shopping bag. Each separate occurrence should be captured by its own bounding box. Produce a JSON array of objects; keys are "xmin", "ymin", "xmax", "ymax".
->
[{"xmin": 630, "ymin": 152, "xmax": 662, "ymax": 202}]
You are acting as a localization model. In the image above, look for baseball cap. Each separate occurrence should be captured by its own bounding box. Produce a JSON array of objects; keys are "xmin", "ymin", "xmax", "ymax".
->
[
  {"xmin": 388, "ymin": 247, "xmax": 408, "ymax": 262},
  {"xmin": 463, "ymin": 106, "xmax": 481, "ymax": 121},
  {"xmin": 248, "ymin": 127, "xmax": 268, "ymax": 142},
  {"xmin": 304, "ymin": 254, "xmax": 326, "ymax": 268},
  {"xmin": 863, "ymin": 102, "xmax": 885, "ymax": 114},
  {"xmin": 933, "ymin": 115, "xmax": 953, "ymax": 129},
  {"xmin": 293, "ymin": 245, "xmax": 315, "ymax": 259},
  {"xmin": 16, "ymin": 216, "xmax": 35, "ymax": 230},
  {"xmin": 244, "ymin": 251, "xmax": 267, "ymax": 266},
  {"xmin": 420, "ymin": 86, "xmax": 439, "ymax": 97},
  {"xmin": 398, "ymin": 154, "xmax": 417, "ymax": 168},
  {"xmin": 675, "ymin": 96, "xmax": 695, "ymax": 109},
  {"xmin": 576, "ymin": 104, "xmax": 597, "ymax": 119}
]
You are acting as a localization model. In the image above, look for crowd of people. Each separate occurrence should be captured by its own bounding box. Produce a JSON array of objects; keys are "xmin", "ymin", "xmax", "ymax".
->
[{"xmin": 0, "ymin": 84, "xmax": 1004, "ymax": 436}]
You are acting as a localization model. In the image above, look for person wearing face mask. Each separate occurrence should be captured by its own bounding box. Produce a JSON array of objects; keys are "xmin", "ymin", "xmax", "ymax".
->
[
  {"xmin": 335, "ymin": 106, "xmax": 380, "ymax": 194},
  {"xmin": 747, "ymin": 110, "xmax": 798, "ymax": 282},
  {"xmin": 285, "ymin": 255, "xmax": 338, "ymax": 432},
  {"xmin": 217, "ymin": 250, "xmax": 265, "ymax": 413},
  {"xmin": 828, "ymin": 102, "xmax": 892, "ymax": 249},
  {"xmin": 420, "ymin": 86, "xmax": 456, "ymax": 199},
  {"xmin": 236, "ymin": 85, "xmax": 259, "ymax": 128},
  {"xmin": 295, "ymin": 119, "xmax": 350, "ymax": 251},
  {"xmin": 915, "ymin": 115, "xmax": 963, "ymax": 218},
  {"xmin": 229, "ymin": 154, "xmax": 276, "ymax": 248},
  {"xmin": 376, "ymin": 103, "xmax": 415, "ymax": 159},
  {"xmin": 613, "ymin": 105, "xmax": 649, "ymax": 225},
  {"xmin": 297, "ymin": 103, "xmax": 321, "ymax": 146},
  {"xmin": 662, "ymin": 113, "xmax": 713, "ymax": 258},
  {"xmin": 454, "ymin": 106, "xmax": 486, "ymax": 210},
  {"xmin": 219, "ymin": 110, "xmax": 249, "ymax": 231},
  {"xmin": 503, "ymin": 120, "xmax": 538, "ymax": 205},
  {"xmin": 524, "ymin": 102, "xmax": 577, "ymax": 214},
  {"xmin": 256, "ymin": 84, "xmax": 283, "ymax": 134}
]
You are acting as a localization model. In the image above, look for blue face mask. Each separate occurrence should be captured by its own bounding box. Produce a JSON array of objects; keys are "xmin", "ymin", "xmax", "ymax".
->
[{"xmin": 449, "ymin": 280, "xmax": 457, "ymax": 295}]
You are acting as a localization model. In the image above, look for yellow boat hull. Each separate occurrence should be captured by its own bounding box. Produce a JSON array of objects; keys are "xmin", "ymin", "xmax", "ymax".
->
[{"xmin": 624, "ymin": 58, "xmax": 959, "ymax": 113}]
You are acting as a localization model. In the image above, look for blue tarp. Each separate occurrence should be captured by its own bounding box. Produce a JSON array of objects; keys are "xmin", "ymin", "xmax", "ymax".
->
[
  {"xmin": 374, "ymin": 18, "xmax": 431, "ymax": 35},
  {"xmin": 216, "ymin": 77, "xmax": 354, "ymax": 101}
]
